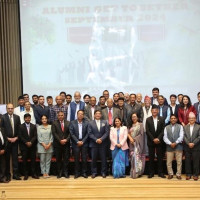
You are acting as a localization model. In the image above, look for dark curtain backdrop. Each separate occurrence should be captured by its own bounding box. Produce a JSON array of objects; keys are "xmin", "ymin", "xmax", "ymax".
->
[{"xmin": 0, "ymin": 0, "xmax": 22, "ymax": 106}]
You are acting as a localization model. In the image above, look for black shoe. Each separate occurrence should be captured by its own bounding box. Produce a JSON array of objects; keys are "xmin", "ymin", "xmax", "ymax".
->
[
  {"xmin": 158, "ymin": 173, "xmax": 166, "ymax": 178},
  {"xmin": 57, "ymin": 174, "xmax": 62, "ymax": 179},
  {"xmin": 0, "ymin": 179, "xmax": 9, "ymax": 183},
  {"xmin": 91, "ymin": 174, "xmax": 96, "ymax": 179},
  {"xmin": 74, "ymin": 174, "xmax": 79, "ymax": 179},
  {"xmin": 32, "ymin": 175, "xmax": 39, "ymax": 179},
  {"xmin": 102, "ymin": 173, "xmax": 106, "ymax": 178},
  {"xmin": 82, "ymin": 173, "xmax": 88, "ymax": 178},
  {"xmin": 24, "ymin": 175, "xmax": 28, "ymax": 180},
  {"xmin": 13, "ymin": 175, "xmax": 21, "ymax": 180},
  {"xmin": 148, "ymin": 174, "xmax": 154, "ymax": 178},
  {"xmin": 6, "ymin": 176, "xmax": 11, "ymax": 182},
  {"xmin": 120, "ymin": 175, "xmax": 126, "ymax": 178},
  {"xmin": 63, "ymin": 173, "xmax": 69, "ymax": 178}
]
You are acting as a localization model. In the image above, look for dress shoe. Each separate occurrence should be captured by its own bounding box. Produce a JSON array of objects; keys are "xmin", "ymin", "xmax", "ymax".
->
[
  {"xmin": 193, "ymin": 176, "xmax": 198, "ymax": 181},
  {"xmin": 57, "ymin": 174, "xmax": 62, "ymax": 179},
  {"xmin": 102, "ymin": 173, "xmax": 106, "ymax": 178},
  {"xmin": 6, "ymin": 176, "xmax": 11, "ymax": 182},
  {"xmin": 176, "ymin": 175, "xmax": 182, "ymax": 180},
  {"xmin": 91, "ymin": 174, "xmax": 96, "ymax": 179},
  {"xmin": 168, "ymin": 175, "xmax": 173, "ymax": 179},
  {"xmin": 24, "ymin": 175, "xmax": 28, "ymax": 180},
  {"xmin": 63, "ymin": 173, "xmax": 69, "ymax": 178},
  {"xmin": 82, "ymin": 173, "xmax": 88, "ymax": 178},
  {"xmin": 148, "ymin": 174, "xmax": 154, "ymax": 178},
  {"xmin": 74, "ymin": 174, "xmax": 79, "ymax": 179},
  {"xmin": 13, "ymin": 175, "xmax": 21, "ymax": 180},
  {"xmin": 32, "ymin": 175, "xmax": 39, "ymax": 179},
  {"xmin": 186, "ymin": 176, "xmax": 191, "ymax": 180},
  {"xmin": 120, "ymin": 175, "xmax": 126, "ymax": 178},
  {"xmin": 0, "ymin": 179, "xmax": 9, "ymax": 183},
  {"xmin": 158, "ymin": 174, "xmax": 166, "ymax": 178}
]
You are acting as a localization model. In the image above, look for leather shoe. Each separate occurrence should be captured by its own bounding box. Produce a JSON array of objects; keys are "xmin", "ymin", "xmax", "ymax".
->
[
  {"xmin": 91, "ymin": 174, "xmax": 96, "ymax": 179},
  {"xmin": 148, "ymin": 174, "xmax": 154, "ymax": 178},
  {"xmin": 158, "ymin": 174, "xmax": 166, "ymax": 178},
  {"xmin": 193, "ymin": 176, "xmax": 198, "ymax": 181},
  {"xmin": 186, "ymin": 176, "xmax": 191, "ymax": 180},
  {"xmin": 168, "ymin": 175, "xmax": 173, "ymax": 179},
  {"xmin": 102, "ymin": 173, "xmax": 106, "ymax": 178},
  {"xmin": 63, "ymin": 173, "xmax": 69, "ymax": 178},
  {"xmin": 24, "ymin": 175, "xmax": 28, "ymax": 180},
  {"xmin": 74, "ymin": 174, "xmax": 79, "ymax": 179},
  {"xmin": 13, "ymin": 175, "xmax": 21, "ymax": 180},
  {"xmin": 0, "ymin": 179, "xmax": 9, "ymax": 183},
  {"xmin": 57, "ymin": 174, "xmax": 62, "ymax": 179},
  {"xmin": 176, "ymin": 175, "xmax": 182, "ymax": 180},
  {"xmin": 32, "ymin": 175, "xmax": 39, "ymax": 179},
  {"xmin": 82, "ymin": 173, "xmax": 88, "ymax": 178},
  {"xmin": 6, "ymin": 176, "xmax": 11, "ymax": 182}
]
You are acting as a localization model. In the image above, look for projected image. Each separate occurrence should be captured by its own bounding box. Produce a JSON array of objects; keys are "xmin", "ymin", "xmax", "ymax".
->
[{"xmin": 20, "ymin": 0, "xmax": 200, "ymax": 101}]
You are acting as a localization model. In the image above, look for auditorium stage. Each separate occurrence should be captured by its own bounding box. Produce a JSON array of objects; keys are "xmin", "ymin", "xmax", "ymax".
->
[{"xmin": 1, "ymin": 175, "xmax": 200, "ymax": 200}]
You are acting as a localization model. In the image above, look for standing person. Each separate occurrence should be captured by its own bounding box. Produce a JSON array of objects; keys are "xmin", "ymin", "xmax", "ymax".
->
[
  {"xmin": 193, "ymin": 92, "xmax": 200, "ymax": 124},
  {"xmin": 184, "ymin": 112, "xmax": 200, "ymax": 181},
  {"xmin": 51, "ymin": 96, "xmax": 68, "ymax": 122},
  {"xmin": 83, "ymin": 94, "xmax": 91, "ymax": 107},
  {"xmin": 84, "ymin": 96, "xmax": 101, "ymax": 122},
  {"xmin": 52, "ymin": 111, "xmax": 70, "ymax": 178},
  {"xmin": 103, "ymin": 90, "xmax": 109, "ymax": 102},
  {"xmin": 169, "ymin": 94, "xmax": 179, "ymax": 119},
  {"xmin": 113, "ymin": 93, "xmax": 119, "ymax": 108},
  {"xmin": 14, "ymin": 96, "xmax": 25, "ymax": 116},
  {"xmin": 177, "ymin": 94, "xmax": 183, "ymax": 105},
  {"xmin": 18, "ymin": 113, "xmax": 38, "ymax": 180},
  {"xmin": 98, "ymin": 96, "xmax": 107, "ymax": 110},
  {"xmin": 0, "ymin": 123, "xmax": 8, "ymax": 183},
  {"xmin": 158, "ymin": 95, "xmax": 170, "ymax": 125},
  {"xmin": 34, "ymin": 95, "xmax": 50, "ymax": 125},
  {"xmin": 151, "ymin": 88, "xmax": 168, "ymax": 106},
  {"xmin": 110, "ymin": 117, "xmax": 129, "ymax": 178},
  {"xmin": 124, "ymin": 93, "xmax": 130, "ymax": 105},
  {"xmin": 66, "ymin": 94, "xmax": 72, "ymax": 106},
  {"xmin": 37, "ymin": 115, "xmax": 53, "ymax": 178},
  {"xmin": 136, "ymin": 93, "xmax": 144, "ymax": 106},
  {"xmin": 31, "ymin": 95, "xmax": 39, "ymax": 109},
  {"xmin": 88, "ymin": 110, "xmax": 109, "ymax": 178},
  {"xmin": 128, "ymin": 113, "xmax": 146, "ymax": 178},
  {"xmin": 69, "ymin": 110, "xmax": 89, "ymax": 179},
  {"xmin": 117, "ymin": 97, "xmax": 126, "ymax": 125},
  {"xmin": 163, "ymin": 115, "xmax": 183, "ymax": 180},
  {"xmin": 67, "ymin": 91, "xmax": 85, "ymax": 121},
  {"xmin": 60, "ymin": 91, "xmax": 66, "ymax": 105},
  {"xmin": 178, "ymin": 95, "xmax": 196, "ymax": 126},
  {"xmin": 146, "ymin": 105, "xmax": 166, "ymax": 178},
  {"xmin": 23, "ymin": 94, "xmax": 30, "ymax": 103},
  {"xmin": 46, "ymin": 96, "xmax": 54, "ymax": 124},
  {"xmin": 0, "ymin": 103, "xmax": 21, "ymax": 181}
]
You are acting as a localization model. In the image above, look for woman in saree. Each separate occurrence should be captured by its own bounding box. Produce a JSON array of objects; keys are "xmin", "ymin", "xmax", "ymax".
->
[
  {"xmin": 110, "ymin": 117, "xmax": 129, "ymax": 178},
  {"xmin": 128, "ymin": 113, "xmax": 146, "ymax": 178}
]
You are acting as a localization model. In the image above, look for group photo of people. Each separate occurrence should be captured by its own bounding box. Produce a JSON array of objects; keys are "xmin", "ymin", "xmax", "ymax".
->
[{"xmin": 0, "ymin": 87, "xmax": 200, "ymax": 183}]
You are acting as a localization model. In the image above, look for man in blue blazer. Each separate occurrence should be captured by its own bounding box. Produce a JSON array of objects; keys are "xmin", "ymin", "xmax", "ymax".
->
[
  {"xmin": 88, "ymin": 110, "xmax": 109, "ymax": 178},
  {"xmin": 69, "ymin": 110, "xmax": 89, "ymax": 179},
  {"xmin": 193, "ymin": 92, "xmax": 200, "ymax": 124}
]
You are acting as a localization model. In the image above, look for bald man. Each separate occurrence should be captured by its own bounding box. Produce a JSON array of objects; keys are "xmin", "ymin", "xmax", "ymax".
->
[
  {"xmin": 67, "ymin": 91, "xmax": 85, "ymax": 121},
  {"xmin": 0, "ymin": 103, "xmax": 21, "ymax": 181}
]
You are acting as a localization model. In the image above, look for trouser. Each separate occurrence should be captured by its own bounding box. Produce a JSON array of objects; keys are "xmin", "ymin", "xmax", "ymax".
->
[
  {"xmin": 185, "ymin": 150, "xmax": 200, "ymax": 177},
  {"xmin": 0, "ymin": 154, "xmax": 6, "ymax": 180},
  {"xmin": 5, "ymin": 142, "xmax": 19, "ymax": 177},
  {"xmin": 166, "ymin": 150, "xmax": 183, "ymax": 176},
  {"xmin": 21, "ymin": 147, "xmax": 36, "ymax": 176},
  {"xmin": 39, "ymin": 153, "xmax": 52, "ymax": 175},
  {"xmin": 55, "ymin": 144, "xmax": 70, "ymax": 175},
  {"xmin": 91, "ymin": 147, "xmax": 107, "ymax": 175},
  {"xmin": 148, "ymin": 144, "xmax": 164, "ymax": 175},
  {"xmin": 73, "ymin": 146, "xmax": 88, "ymax": 175}
]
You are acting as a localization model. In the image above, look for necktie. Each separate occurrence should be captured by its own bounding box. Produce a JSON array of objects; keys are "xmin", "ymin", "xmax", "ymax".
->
[
  {"xmin": 61, "ymin": 121, "xmax": 64, "ymax": 132},
  {"xmin": 108, "ymin": 109, "xmax": 112, "ymax": 125},
  {"xmin": 160, "ymin": 107, "xmax": 163, "ymax": 117},
  {"xmin": 10, "ymin": 115, "xmax": 14, "ymax": 136}
]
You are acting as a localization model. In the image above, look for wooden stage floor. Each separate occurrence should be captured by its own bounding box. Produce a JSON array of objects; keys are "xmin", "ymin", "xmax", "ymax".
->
[{"xmin": 1, "ymin": 175, "xmax": 200, "ymax": 200}]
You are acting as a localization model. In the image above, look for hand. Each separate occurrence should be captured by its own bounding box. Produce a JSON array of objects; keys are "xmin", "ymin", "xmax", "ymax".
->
[
  {"xmin": 26, "ymin": 142, "xmax": 32, "ymax": 147},
  {"xmin": 129, "ymin": 138, "xmax": 134, "ymax": 145},
  {"xmin": 170, "ymin": 143, "xmax": 176, "ymax": 149},
  {"xmin": 0, "ymin": 150, "xmax": 5, "ymax": 155},
  {"xmin": 60, "ymin": 140, "xmax": 66, "ymax": 145},
  {"xmin": 182, "ymin": 122, "xmax": 185, "ymax": 126},
  {"xmin": 77, "ymin": 141, "xmax": 83, "ymax": 147},
  {"xmin": 116, "ymin": 144, "xmax": 122, "ymax": 148},
  {"xmin": 189, "ymin": 143, "xmax": 194, "ymax": 148},
  {"xmin": 96, "ymin": 139, "xmax": 102, "ymax": 144},
  {"xmin": 7, "ymin": 138, "xmax": 12, "ymax": 142},
  {"xmin": 153, "ymin": 138, "xmax": 160, "ymax": 144}
]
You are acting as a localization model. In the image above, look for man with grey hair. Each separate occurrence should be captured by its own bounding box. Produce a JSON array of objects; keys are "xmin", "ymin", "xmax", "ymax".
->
[{"xmin": 67, "ymin": 91, "xmax": 85, "ymax": 121}]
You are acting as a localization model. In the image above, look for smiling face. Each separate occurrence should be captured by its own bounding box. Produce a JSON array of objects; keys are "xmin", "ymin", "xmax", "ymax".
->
[{"xmin": 114, "ymin": 118, "xmax": 121, "ymax": 127}]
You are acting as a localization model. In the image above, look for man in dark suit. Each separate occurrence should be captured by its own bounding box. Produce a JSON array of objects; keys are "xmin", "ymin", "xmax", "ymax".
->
[
  {"xmin": 101, "ymin": 98, "xmax": 120, "ymax": 126},
  {"xmin": 88, "ymin": 110, "xmax": 109, "ymax": 178},
  {"xmin": 18, "ymin": 113, "xmax": 38, "ymax": 180},
  {"xmin": 125, "ymin": 94, "xmax": 144, "ymax": 126},
  {"xmin": 0, "ymin": 103, "xmax": 21, "ymax": 181},
  {"xmin": 151, "ymin": 87, "xmax": 168, "ymax": 106},
  {"xmin": 69, "ymin": 110, "xmax": 89, "ymax": 179},
  {"xmin": 169, "ymin": 94, "xmax": 179, "ymax": 119},
  {"xmin": 52, "ymin": 111, "xmax": 70, "ymax": 178},
  {"xmin": 84, "ymin": 96, "xmax": 101, "ymax": 122},
  {"xmin": 183, "ymin": 112, "xmax": 200, "ymax": 181},
  {"xmin": 193, "ymin": 92, "xmax": 200, "ymax": 124},
  {"xmin": 117, "ymin": 97, "xmax": 126, "ymax": 125},
  {"xmin": 158, "ymin": 95, "xmax": 170, "ymax": 125},
  {"xmin": 0, "ymin": 125, "xmax": 8, "ymax": 183},
  {"xmin": 146, "ymin": 104, "xmax": 166, "ymax": 178}
]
